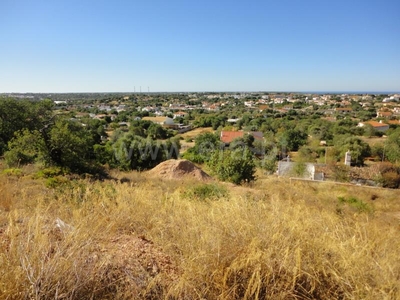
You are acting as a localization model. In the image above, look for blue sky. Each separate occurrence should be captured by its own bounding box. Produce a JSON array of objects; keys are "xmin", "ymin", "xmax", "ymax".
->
[{"xmin": 1, "ymin": 0, "xmax": 399, "ymax": 92}]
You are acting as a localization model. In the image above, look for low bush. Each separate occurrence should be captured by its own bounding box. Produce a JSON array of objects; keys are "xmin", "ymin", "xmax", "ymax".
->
[
  {"xmin": 34, "ymin": 166, "xmax": 67, "ymax": 179},
  {"xmin": 373, "ymin": 163, "xmax": 400, "ymax": 188},
  {"xmin": 182, "ymin": 183, "xmax": 229, "ymax": 201},
  {"xmin": 45, "ymin": 176, "xmax": 69, "ymax": 188},
  {"xmin": 337, "ymin": 196, "xmax": 373, "ymax": 214},
  {"xmin": 2, "ymin": 168, "xmax": 23, "ymax": 177},
  {"xmin": 208, "ymin": 149, "xmax": 256, "ymax": 185}
]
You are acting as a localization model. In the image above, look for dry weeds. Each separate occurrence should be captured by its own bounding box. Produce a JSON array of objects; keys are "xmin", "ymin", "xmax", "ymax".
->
[{"xmin": 0, "ymin": 172, "xmax": 399, "ymax": 299}]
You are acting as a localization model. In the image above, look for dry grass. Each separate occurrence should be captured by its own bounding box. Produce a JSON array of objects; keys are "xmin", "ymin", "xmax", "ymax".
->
[
  {"xmin": 0, "ymin": 171, "xmax": 400, "ymax": 299},
  {"xmin": 179, "ymin": 127, "xmax": 214, "ymax": 140},
  {"xmin": 360, "ymin": 136, "xmax": 387, "ymax": 147},
  {"xmin": 179, "ymin": 127, "xmax": 214, "ymax": 153}
]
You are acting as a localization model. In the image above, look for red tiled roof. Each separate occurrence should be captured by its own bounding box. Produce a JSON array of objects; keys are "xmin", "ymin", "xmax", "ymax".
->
[
  {"xmin": 363, "ymin": 121, "xmax": 389, "ymax": 128},
  {"xmin": 220, "ymin": 131, "xmax": 263, "ymax": 144},
  {"xmin": 378, "ymin": 111, "xmax": 393, "ymax": 117},
  {"xmin": 388, "ymin": 120, "xmax": 400, "ymax": 125},
  {"xmin": 220, "ymin": 131, "xmax": 244, "ymax": 143}
]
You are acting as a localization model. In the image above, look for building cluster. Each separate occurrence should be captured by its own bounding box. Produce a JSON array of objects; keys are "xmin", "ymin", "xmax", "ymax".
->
[{"xmin": 45, "ymin": 92, "xmax": 400, "ymax": 135}]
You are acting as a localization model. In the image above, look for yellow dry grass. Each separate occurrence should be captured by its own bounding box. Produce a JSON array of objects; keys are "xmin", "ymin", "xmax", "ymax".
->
[
  {"xmin": 179, "ymin": 127, "xmax": 214, "ymax": 140},
  {"xmin": 0, "ymin": 171, "xmax": 399, "ymax": 299},
  {"xmin": 360, "ymin": 136, "xmax": 387, "ymax": 146},
  {"xmin": 179, "ymin": 127, "xmax": 214, "ymax": 153}
]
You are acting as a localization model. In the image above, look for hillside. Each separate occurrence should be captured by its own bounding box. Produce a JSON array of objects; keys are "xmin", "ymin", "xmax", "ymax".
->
[{"xmin": 0, "ymin": 167, "xmax": 399, "ymax": 299}]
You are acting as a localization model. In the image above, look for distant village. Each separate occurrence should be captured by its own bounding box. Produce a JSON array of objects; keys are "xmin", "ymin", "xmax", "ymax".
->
[{"xmin": 5, "ymin": 92, "xmax": 399, "ymax": 133}]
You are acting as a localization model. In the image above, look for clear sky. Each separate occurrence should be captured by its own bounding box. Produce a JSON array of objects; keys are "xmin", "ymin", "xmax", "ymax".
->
[{"xmin": 1, "ymin": 0, "xmax": 399, "ymax": 93}]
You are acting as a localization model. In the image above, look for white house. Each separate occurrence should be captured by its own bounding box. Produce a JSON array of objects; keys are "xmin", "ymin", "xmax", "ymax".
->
[{"xmin": 173, "ymin": 111, "xmax": 188, "ymax": 119}]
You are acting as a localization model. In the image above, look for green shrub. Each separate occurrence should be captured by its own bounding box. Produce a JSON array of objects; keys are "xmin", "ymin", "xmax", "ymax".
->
[
  {"xmin": 185, "ymin": 137, "xmax": 194, "ymax": 143},
  {"xmin": 337, "ymin": 196, "xmax": 373, "ymax": 214},
  {"xmin": 293, "ymin": 162, "xmax": 307, "ymax": 177},
  {"xmin": 2, "ymin": 168, "xmax": 23, "ymax": 177},
  {"xmin": 181, "ymin": 148, "xmax": 205, "ymax": 164},
  {"xmin": 45, "ymin": 176, "xmax": 68, "ymax": 188},
  {"xmin": 4, "ymin": 129, "xmax": 48, "ymax": 167},
  {"xmin": 373, "ymin": 163, "xmax": 400, "ymax": 188},
  {"xmin": 258, "ymin": 157, "xmax": 277, "ymax": 174},
  {"xmin": 182, "ymin": 132, "xmax": 222, "ymax": 164},
  {"xmin": 34, "ymin": 166, "xmax": 67, "ymax": 179},
  {"xmin": 208, "ymin": 149, "xmax": 256, "ymax": 185},
  {"xmin": 183, "ymin": 183, "xmax": 229, "ymax": 201},
  {"xmin": 331, "ymin": 164, "xmax": 350, "ymax": 182},
  {"xmin": 375, "ymin": 171, "xmax": 400, "ymax": 189}
]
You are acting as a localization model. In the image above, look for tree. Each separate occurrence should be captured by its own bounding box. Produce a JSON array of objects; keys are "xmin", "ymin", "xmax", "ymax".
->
[
  {"xmin": 333, "ymin": 135, "xmax": 371, "ymax": 166},
  {"xmin": 81, "ymin": 118, "xmax": 107, "ymax": 144},
  {"xmin": 298, "ymin": 145, "xmax": 319, "ymax": 162},
  {"xmin": 362, "ymin": 124, "xmax": 376, "ymax": 137},
  {"xmin": 0, "ymin": 98, "xmax": 53, "ymax": 154},
  {"xmin": 229, "ymin": 134, "xmax": 254, "ymax": 151},
  {"xmin": 147, "ymin": 123, "xmax": 169, "ymax": 139},
  {"xmin": 94, "ymin": 142, "xmax": 116, "ymax": 166},
  {"xmin": 111, "ymin": 132, "xmax": 180, "ymax": 171},
  {"xmin": 208, "ymin": 148, "xmax": 256, "ymax": 184},
  {"xmin": 45, "ymin": 119, "xmax": 97, "ymax": 172},
  {"xmin": 129, "ymin": 126, "xmax": 146, "ymax": 137},
  {"xmin": 371, "ymin": 143, "xmax": 385, "ymax": 161},
  {"xmin": 4, "ymin": 129, "xmax": 48, "ymax": 167},
  {"xmin": 211, "ymin": 116, "xmax": 226, "ymax": 130},
  {"xmin": 384, "ymin": 128, "xmax": 400, "ymax": 164},
  {"xmin": 277, "ymin": 129, "xmax": 308, "ymax": 152},
  {"xmin": 308, "ymin": 122, "xmax": 333, "ymax": 141},
  {"xmin": 4, "ymin": 117, "xmax": 101, "ymax": 174},
  {"xmin": 182, "ymin": 132, "xmax": 222, "ymax": 163}
]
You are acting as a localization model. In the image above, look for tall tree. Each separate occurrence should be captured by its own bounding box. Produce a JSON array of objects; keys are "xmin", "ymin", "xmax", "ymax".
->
[
  {"xmin": 0, "ymin": 98, "xmax": 53, "ymax": 154},
  {"xmin": 333, "ymin": 135, "xmax": 371, "ymax": 166}
]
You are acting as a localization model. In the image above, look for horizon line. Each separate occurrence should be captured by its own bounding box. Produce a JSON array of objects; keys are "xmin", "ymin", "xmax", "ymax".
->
[{"xmin": 1, "ymin": 90, "xmax": 400, "ymax": 95}]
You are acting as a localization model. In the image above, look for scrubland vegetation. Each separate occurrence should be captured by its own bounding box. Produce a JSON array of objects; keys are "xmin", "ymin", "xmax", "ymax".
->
[
  {"xmin": 1, "ymin": 167, "xmax": 399, "ymax": 299},
  {"xmin": 1, "ymin": 94, "xmax": 400, "ymax": 298}
]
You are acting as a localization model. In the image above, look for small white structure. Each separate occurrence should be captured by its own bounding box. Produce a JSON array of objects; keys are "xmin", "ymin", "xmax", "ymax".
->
[
  {"xmin": 227, "ymin": 118, "xmax": 241, "ymax": 123},
  {"xmin": 278, "ymin": 162, "xmax": 315, "ymax": 180},
  {"xmin": 345, "ymin": 151, "xmax": 351, "ymax": 166},
  {"xmin": 142, "ymin": 116, "xmax": 179, "ymax": 129},
  {"xmin": 54, "ymin": 100, "xmax": 67, "ymax": 105}
]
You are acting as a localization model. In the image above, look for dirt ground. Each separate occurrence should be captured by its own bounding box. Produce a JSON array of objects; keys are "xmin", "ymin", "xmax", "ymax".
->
[{"xmin": 146, "ymin": 159, "xmax": 212, "ymax": 181}]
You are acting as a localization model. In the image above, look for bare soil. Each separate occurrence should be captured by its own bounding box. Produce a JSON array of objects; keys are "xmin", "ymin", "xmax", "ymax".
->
[{"xmin": 147, "ymin": 159, "xmax": 212, "ymax": 181}]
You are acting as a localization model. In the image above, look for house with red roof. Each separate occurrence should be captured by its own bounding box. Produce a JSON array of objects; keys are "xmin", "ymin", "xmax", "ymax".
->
[
  {"xmin": 388, "ymin": 120, "xmax": 400, "ymax": 126},
  {"xmin": 358, "ymin": 120, "xmax": 389, "ymax": 132},
  {"xmin": 220, "ymin": 131, "xmax": 264, "ymax": 145},
  {"xmin": 377, "ymin": 111, "xmax": 393, "ymax": 118},
  {"xmin": 335, "ymin": 107, "xmax": 353, "ymax": 114}
]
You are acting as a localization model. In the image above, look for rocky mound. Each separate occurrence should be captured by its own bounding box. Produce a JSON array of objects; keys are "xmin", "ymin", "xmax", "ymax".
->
[{"xmin": 147, "ymin": 159, "xmax": 212, "ymax": 181}]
